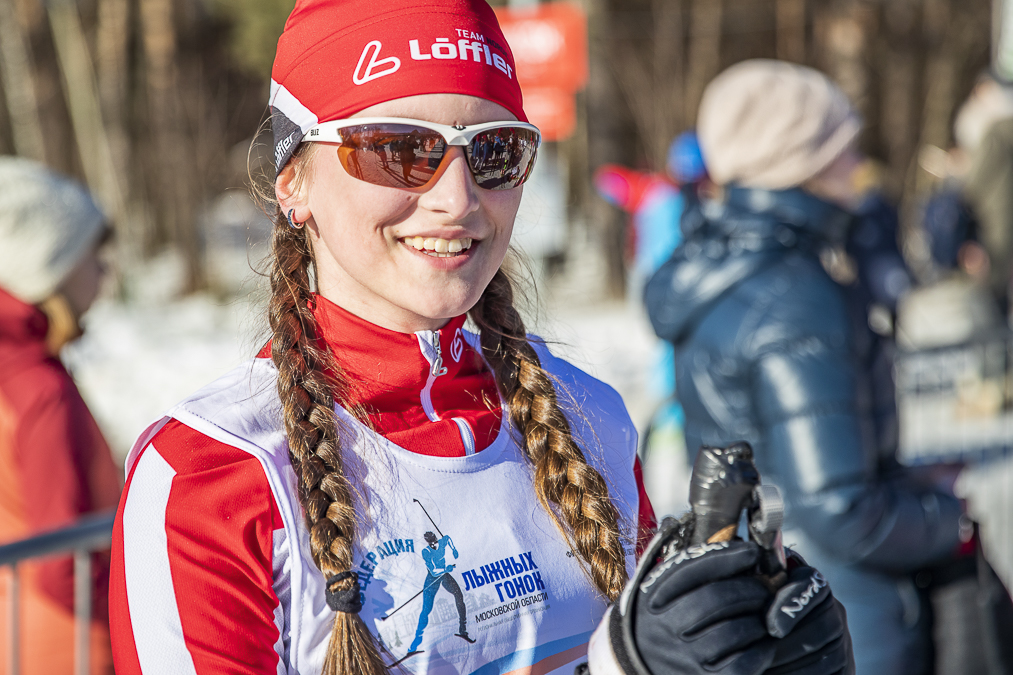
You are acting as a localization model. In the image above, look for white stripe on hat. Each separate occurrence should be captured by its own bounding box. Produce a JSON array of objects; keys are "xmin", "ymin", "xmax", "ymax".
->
[{"xmin": 269, "ymin": 80, "xmax": 319, "ymax": 135}]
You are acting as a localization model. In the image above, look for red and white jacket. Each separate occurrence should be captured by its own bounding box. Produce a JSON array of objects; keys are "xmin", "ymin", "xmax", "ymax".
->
[{"xmin": 110, "ymin": 297, "xmax": 654, "ymax": 675}]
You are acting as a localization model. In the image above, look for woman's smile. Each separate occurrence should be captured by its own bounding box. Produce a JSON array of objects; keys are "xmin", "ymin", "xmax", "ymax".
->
[{"xmin": 399, "ymin": 235, "xmax": 473, "ymax": 257}]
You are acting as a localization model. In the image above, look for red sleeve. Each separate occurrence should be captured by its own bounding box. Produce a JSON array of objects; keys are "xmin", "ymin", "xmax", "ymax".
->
[
  {"xmin": 110, "ymin": 420, "xmax": 284, "ymax": 675},
  {"xmin": 11, "ymin": 364, "xmax": 120, "ymax": 618},
  {"xmin": 634, "ymin": 456, "xmax": 657, "ymax": 556}
]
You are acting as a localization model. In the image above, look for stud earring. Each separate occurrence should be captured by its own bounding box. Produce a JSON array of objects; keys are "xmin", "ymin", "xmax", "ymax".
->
[{"xmin": 286, "ymin": 208, "xmax": 304, "ymax": 229}]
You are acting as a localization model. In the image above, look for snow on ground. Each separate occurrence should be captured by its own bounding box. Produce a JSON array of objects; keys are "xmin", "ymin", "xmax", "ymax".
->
[{"xmin": 64, "ymin": 292, "xmax": 265, "ymax": 455}]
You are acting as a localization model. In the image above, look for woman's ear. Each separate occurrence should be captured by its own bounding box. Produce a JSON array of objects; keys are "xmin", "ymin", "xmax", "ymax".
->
[{"xmin": 275, "ymin": 160, "xmax": 312, "ymax": 225}]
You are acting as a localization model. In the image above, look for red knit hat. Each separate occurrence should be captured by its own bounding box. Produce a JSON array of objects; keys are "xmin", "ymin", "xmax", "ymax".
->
[{"xmin": 270, "ymin": 0, "xmax": 526, "ymax": 171}]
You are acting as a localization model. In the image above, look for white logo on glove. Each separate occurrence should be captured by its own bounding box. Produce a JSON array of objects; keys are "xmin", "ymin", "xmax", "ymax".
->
[
  {"xmin": 639, "ymin": 541, "xmax": 730, "ymax": 592},
  {"xmin": 780, "ymin": 570, "xmax": 827, "ymax": 618},
  {"xmin": 353, "ymin": 41, "xmax": 401, "ymax": 85}
]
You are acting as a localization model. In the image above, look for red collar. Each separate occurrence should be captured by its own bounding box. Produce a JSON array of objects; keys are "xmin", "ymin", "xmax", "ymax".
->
[
  {"xmin": 0, "ymin": 287, "xmax": 51, "ymax": 377},
  {"xmin": 0, "ymin": 287, "xmax": 48, "ymax": 345},
  {"xmin": 262, "ymin": 295, "xmax": 503, "ymax": 457},
  {"xmin": 313, "ymin": 296, "xmax": 471, "ymax": 397}
]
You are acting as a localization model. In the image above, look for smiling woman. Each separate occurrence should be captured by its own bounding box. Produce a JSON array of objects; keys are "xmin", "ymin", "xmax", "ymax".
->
[
  {"xmin": 107, "ymin": 3, "xmax": 850, "ymax": 675},
  {"xmin": 109, "ymin": 4, "xmax": 648, "ymax": 674}
]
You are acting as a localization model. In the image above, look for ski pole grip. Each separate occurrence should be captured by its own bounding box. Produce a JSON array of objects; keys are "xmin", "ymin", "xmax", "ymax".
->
[{"xmin": 688, "ymin": 443, "xmax": 760, "ymax": 547}]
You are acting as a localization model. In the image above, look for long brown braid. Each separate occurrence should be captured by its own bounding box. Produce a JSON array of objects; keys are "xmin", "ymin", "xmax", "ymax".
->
[
  {"xmin": 470, "ymin": 268, "xmax": 629, "ymax": 601},
  {"xmin": 268, "ymin": 197, "xmax": 388, "ymax": 675}
]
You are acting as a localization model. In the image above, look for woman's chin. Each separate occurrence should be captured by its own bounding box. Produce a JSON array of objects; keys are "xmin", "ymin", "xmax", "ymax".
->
[{"xmin": 408, "ymin": 296, "xmax": 478, "ymax": 326}]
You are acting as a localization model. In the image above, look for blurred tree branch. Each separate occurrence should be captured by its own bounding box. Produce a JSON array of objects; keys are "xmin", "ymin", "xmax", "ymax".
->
[
  {"xmin": 0, "ymin": 0, "xmax": 45, "ymax": 161},
  {"xmin": 47, "ymin": 0, "xmax": 125, "ymax": 220}
]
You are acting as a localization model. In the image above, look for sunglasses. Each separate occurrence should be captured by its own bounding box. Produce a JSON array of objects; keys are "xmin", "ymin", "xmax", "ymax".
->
[{"xmin": 302, "ymin": 117, "xmax": 540, "ymax": 190}]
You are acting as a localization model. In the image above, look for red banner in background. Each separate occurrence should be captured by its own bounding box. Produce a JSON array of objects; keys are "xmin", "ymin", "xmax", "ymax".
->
[
  {"xmin": 495, "ymin": 2, "xmax": 588, "ymax": 141},
  {"xmin": 520, "ymin": 87, "xmax": 577, "ymax": 141}
]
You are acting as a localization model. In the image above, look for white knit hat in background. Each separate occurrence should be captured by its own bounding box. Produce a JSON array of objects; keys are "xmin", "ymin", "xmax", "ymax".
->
[
  {"xmin": 697, "ymin": 59, "xmax": 862, "ymax": 190},
  {"xmin": 0, "ymin": 157, "xmax": 106, "ymax": 304}
]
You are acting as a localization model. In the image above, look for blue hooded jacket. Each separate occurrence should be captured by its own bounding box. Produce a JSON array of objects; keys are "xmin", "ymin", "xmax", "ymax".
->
[{"xmin": 645, "ymin": 186, "xmax": 961, "ymax": 675}]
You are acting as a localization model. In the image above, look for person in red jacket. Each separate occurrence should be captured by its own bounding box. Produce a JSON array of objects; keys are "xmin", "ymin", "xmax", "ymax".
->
[{"xmin": 0, "ymin": 157, "xmax": 122, "ymax": 675}]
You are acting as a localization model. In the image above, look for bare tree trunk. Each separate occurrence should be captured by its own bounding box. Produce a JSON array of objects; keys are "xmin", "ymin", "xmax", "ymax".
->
[
  {"xmin": 653, "ymin": 0, "xmax": 684, "ymax": 167},
  {"xmin": 0, "ymin": 0, "xmax": 46, "ymax": 161},
  {"xmin": 0, "ymin": 76, "xmax": 9, "ymax": 155},
  {"xmin": 139, "ymin": 0, "xmax": 205, "ymax": 291},
  {"xmin": 815, "ymin": 3, "xmax": 873, "ymax": 142},
  {"xmin": 899, "ymin": 0, "xmax": 959, "ymax": 273},
  {"xmin": 880, "ymin": 0, "xmax": 922, "ymax": 195},
  {"xmin": 96, "ymin": 0, "xmax": 143, "ymax": 264},
  {"xmin": 684, "ymin": 0, "xmax": 722, "ymax": 126},
  {"xmin": 919, "ymin": 0, "xmax": 958, "ymax": 152},
  {"xmin": 96, "ymin": 0, "xmax": 129, "ymax": 145},
  {"xmin": 584, "ymin": 0, "xmax": 635, "ymax": 298},
  {"xmin": 776, "ymin": 0, "xmax": 807, "ymax": 63},
  {"xmin": 611, "ymin": 40, "xmax": 654, "ymax": 160},
  {"xmin": 47, "ymin": 0, "xmax": 125, "ymax": 220}
]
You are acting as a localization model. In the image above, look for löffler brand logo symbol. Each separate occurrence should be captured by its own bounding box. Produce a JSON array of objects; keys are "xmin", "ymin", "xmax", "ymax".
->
[
  {"xmin": 353, "ymin": 41, "xmax": 401, "ymax": 85},
  {"xmin": 450, "ymin": 329, "xmax": 464, "ymax": 363},
  {"xmin": 352, "ymin": 34, "xmax": 515, "ymax": 87}
]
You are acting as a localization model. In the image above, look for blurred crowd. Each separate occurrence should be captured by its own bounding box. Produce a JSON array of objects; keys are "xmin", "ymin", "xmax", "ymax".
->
[{"xmin": 2, "ymin": 42, "xmax": 1013, "ymax": 675}]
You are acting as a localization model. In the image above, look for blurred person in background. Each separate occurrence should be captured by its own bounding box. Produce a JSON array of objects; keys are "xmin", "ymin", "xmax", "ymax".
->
[
  {"xmin": 593, "ymin": 132, "xmax": 709, "ymax": 515},
  {"xmin": 592, "ymin": 132, "xmax": 705, "ymax": 407},
  {"xmin": 593, "ymin": 130, "xmax": 709, "ymax": 301},
  {"xmin": 952, "ymin": 71, "xmax": 1013, "ymax": 315},
  {"xmin": 0, "ymin": 157, "xmax": 121, "ymax": 674},
  {"xmin": 645, "ymin": 60, "xmax": 973, "ymax": 675},
  {"xmin": 917, "ymin": 71, "xmax": 1013, "ymax": 331}
]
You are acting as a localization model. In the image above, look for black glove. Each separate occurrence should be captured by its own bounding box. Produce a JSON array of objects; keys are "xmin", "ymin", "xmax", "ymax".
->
[
  {"xmin": 764, "ymin": 554, "xmax": 853, "ymax": 675},
  {"xmin": 634, "ymin": 539, "xmax": 773, "ymax": 674},
  {"xmin": 584, "ymin": 523, "xmax": 854, "ymax": 675}
]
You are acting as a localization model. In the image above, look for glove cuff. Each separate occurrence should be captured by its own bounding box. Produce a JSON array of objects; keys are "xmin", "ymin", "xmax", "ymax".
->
[{"xmin": 586, "ymin": 606, "xmax": 653, "ymax": 675}]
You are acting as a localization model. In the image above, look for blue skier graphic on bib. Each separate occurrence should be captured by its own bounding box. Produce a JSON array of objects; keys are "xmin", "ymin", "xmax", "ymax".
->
[{"xmin": 408, "ymin": 531, "xmax": 474, "ymax": 653}]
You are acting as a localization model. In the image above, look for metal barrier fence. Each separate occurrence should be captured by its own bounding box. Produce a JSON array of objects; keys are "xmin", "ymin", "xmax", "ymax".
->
[{"xmin": 0, "ymin": 510, "xmax": 115, "ymax": 675}]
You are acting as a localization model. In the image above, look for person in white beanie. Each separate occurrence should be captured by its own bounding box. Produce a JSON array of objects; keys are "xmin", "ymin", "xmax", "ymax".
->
[
  {"xmin": 646, "ymin": 60, "xmax": 978, "ymax": 675},
  {"xmin": 0, "ymin": 157, "xmax": 121, "ymax": 675},
  {"xmin": 696, "ymin": 59, "xmax": 863, "ymax": 197},
  {"xmin": 0, "ymin": 156, "xmax": 110, "ymax": 347},
  {"xmin": 953, "ymin": 71, "xmax": 1013, "ymax": 312}
]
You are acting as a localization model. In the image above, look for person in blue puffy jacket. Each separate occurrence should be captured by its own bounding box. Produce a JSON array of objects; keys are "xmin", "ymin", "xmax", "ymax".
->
[{"xmin": 645, "ymin": 59, "xmax": 971, "ymax": 675}]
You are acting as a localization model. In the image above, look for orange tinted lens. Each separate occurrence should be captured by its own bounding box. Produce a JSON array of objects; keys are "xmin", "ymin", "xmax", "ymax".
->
[
  {"xmin": 336, "ymin": 124, "xmax": 445, "ymax": 188},
  {"xmin": 467, "ymin": 128, "xmax": 539, "ymax": 190}
]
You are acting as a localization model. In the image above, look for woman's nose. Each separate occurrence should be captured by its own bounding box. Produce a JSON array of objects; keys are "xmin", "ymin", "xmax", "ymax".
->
[{"xmin": 417, "ymin": 146, "xmax": 480, "ymax": 220}]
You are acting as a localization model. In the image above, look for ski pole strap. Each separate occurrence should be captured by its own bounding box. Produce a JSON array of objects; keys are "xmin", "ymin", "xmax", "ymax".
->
[{"xmin": 325, "ymin": 571, "xmax": 363, "ymax": 613}]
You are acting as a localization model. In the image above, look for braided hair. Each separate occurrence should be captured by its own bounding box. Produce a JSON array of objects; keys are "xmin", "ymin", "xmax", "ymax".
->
[{"xmin": 469, "ymin": 268, "xmax": 629, "ymax": 600}]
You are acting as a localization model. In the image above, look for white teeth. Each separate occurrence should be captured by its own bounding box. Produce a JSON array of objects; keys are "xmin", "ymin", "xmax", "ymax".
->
[{"xmin": 402, "ymin": 236, "xmax": 473, "ymax": 256}]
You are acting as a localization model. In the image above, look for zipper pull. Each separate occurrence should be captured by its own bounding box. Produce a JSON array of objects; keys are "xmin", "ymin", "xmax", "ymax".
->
[{"xmin": 430, "ymin": 331, "xmax": 448, "ymax": 377}]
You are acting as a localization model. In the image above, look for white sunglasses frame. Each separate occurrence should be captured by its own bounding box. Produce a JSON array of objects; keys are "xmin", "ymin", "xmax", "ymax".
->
[{"xmin": 302, "ymin": 117, "xmax": 542, "ymax": 148}]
